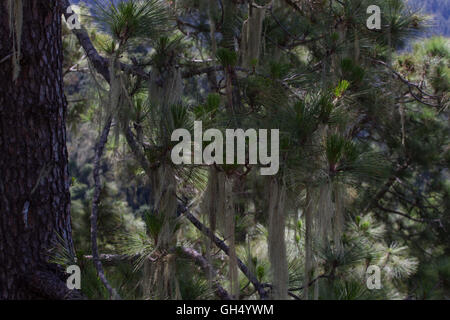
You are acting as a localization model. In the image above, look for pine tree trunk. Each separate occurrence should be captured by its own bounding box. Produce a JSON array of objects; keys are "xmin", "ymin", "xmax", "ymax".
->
[{"xmin": 0, "ymin": 0, "xmax": 77, "ymax": 299}]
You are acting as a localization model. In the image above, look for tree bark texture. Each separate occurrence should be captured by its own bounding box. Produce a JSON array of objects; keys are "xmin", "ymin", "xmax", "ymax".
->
[{"xmin": 0, "ymin": 0, "xmax": 77, "ymax": 299}]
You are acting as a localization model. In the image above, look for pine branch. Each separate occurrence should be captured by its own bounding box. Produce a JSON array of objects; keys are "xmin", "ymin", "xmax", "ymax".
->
[
  {"xmin": 83, "ymin": 248, "xmax": 232, "ymax": 300},
  {"xmin": 179, "ymin": 247, "xmax": 232, "ymax": 300},
  {"xmin": 375, "ymin": 204, "xmax": 426, "ymax": 223},
  {"xmin": 363, "ymin": 159, "xmax": 410, "ymax": 214},
  {"xmin": 181, "ymin": 66, "xmax": 223, "ymax": 78},
  {"xmin": 372, "ymin": 59, "xmax": 442, "ymax": 108},
  {"xmin": 283, "ymin": 0, "xmax": 302, "ymax": 13},
  {"xmin": 83, "ymin": 253, "xmax": 140, "ymax": 266},
  {"xmin": 91, "ymin": 116, "xmax": 121, "ymax": 300},
  {"xmin": 62, "ymin": 0, "xmax": 150, "ymax": 82},
  {"xmin": 124, "ymin": 124, "xmax": 157, "ymax": 175},
  {"xmin": 116, "ymin": 131, "xmax": 269, "ymax": 299},
  {"xmin": 261, "ymin": 283, "xmax": 302, "ymax": 300},
  {"xmin": 269, "ymin": 5, "xmax": 308, "ymax": 43},
  {"xmin": 178, "ymin": 204, "xmax": 269, "ymax": 300},
  {"xmin": 288, "ymin": 273, "xmax": 330, "ymax": 292}
]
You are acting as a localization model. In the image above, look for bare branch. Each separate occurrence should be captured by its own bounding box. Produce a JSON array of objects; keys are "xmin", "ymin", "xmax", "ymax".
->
[
  {"xmin": 372, "ymin": 59, "xmax": 442, "ymax": 107},
  {"xmin": 91, "ymin": 116, "xmax": 121, "ymax": 300},
  {"xmin": 83, "ymin": 253, "xmax": 140, "ymax": 267},
  {"xmin": 179, "ymin": 205, "xmax": 269, "ymax": 300},
  {"xmin": 375, "ymin": 204, "xmax": 426, "ymax": 223},
  {"xmin": 363, "ymin": 160, "xmax": 410, "ymax": 214},
  {"xmin": 62, "ymin": 0, "xmax": 150, "ymax": 82},
  {"xmin": 179, "ymin": 247, "xmax": 232, "ymax": 300},
  {"xmin": 124, "ymin": 124, "xmax": 157, "ymax": 175},
  {"xmin": 182, "ymin": 66, "xmax": 223, "ymax": 78},
  {"xmin": 83, "ymin": 248, "xmax": 232, "ymax": 300}
]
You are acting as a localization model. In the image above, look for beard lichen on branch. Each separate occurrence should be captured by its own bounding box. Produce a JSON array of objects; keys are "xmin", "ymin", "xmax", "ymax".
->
[{"xmin": 8, "ymin": 0, "xmax": 23, "ymax": 81}]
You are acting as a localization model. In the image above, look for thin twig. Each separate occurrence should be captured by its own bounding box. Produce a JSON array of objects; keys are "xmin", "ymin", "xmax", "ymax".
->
[{"xmin": 0, "ymin": 53, "xmax": 13, "ymax": 64}]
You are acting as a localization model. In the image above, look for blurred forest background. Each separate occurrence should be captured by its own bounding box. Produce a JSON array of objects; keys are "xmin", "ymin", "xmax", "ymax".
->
[
  {"xmin": 58, "ymin": 0, "xmax": 449, "ymax": 300},
  {"xmin": 409, "ymin": 0, "xmax": 450, "ymax": 36}
]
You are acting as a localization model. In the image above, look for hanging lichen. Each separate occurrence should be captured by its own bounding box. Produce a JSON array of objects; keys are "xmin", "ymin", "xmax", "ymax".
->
[
  {"xmin": 108, "ymin": 55, "xmax": 122, "ymax": 114},
  {"xmin": 303, "ymin": 187, "xmax": 314, "ymax": 300},
  {"xmin": 202, "ymin": 170, "xmax": 239, "ymax": 298},
  {"xmin": 143, "ymin": 252, "xmax": 180, "ymax": 300},
  {"xmin": 333, "ymin": 182, "xmax": 345, "ymax": 254},
  {"xmin": 149, "ymin": 37, "xmax": 184, "ymax": 121},
  {"xmin": 149, "ymin": 66, "xmax": 183, "ymax": 111},
  {"xmin": 224, "ymin": 175, "xmax": 239, "ymax": 299},
  {"xmin": 400, "ymin": 105, "xmax": 406, "ymax": 146},
  {"xmin": 354, "ymin": 28, "xmax": 360, "ymax": 63},
  {"xmin": 267, "ymin": 178, "xmax": 288, "ymax": 300},
  {"xmin": 8, "ymin": 0, "xmax": 23, "ymax": 81},
  {"xmin": 201, "ymin": 167, "xmax": 217, "ymax": 289},
  {"xmin": 303, "ymin": 127, "xmax": 350, "ymax": 299},
  {"xmin": 316, "ymin": 181, "xmax": 333, "ymax": 242},
  {"xmin": 208, "ymin": 0, "xmax": 217, "ymax": 57},
  {"xmin": 142, "ymin": 162, "xmax": 180, "ymax": 300},
  {"xmin": 142, "ymin": 35, "xmax": 185, "ymax": 299},
  {"xmin": 201, "ymin": 167, "xmax": 228, "ymax": 294},
  {"xmin": 202, "ymin": 167, "xmax": 220, "ymax": 232},
  {"xmin": 152, "ymin": 163, "xmax": 178, "ymax": 250},
  {"xmin": 240, "ymin": 5, "xmax": 265, "ymax": 68}
]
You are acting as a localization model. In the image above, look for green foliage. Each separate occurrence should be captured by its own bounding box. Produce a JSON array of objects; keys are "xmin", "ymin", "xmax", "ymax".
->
[
  {"xmin": 334, "ymin": 80, "xmax": 350, "ymax": 98},
  {"xmin": 325, "ymin": 134, "xmax": 356, "ymax": 168},
  {"xmin": 92, "ymin": 0, "xmax": 170, "ymax": 42},
  {"xmin": 61, "ymin": 0, "xmax": 449, "ymax": 300},
  {"xmin": 216, "ymin": 48, "xmax": 238, "ymax": 67},
  {"xmin": 143, "ymin": 211, "xmax": 164, "ymax": 243},
  {"xmin": 340, "ymin": 58, "xmax": 365, "ymax": 84},
  {"xmin": 152, "ymin": 35, "xmax": 185, "ymax": 68}
]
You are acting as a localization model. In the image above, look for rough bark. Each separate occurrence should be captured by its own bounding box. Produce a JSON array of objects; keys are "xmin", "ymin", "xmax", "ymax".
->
[{"xmin": 0, "ymin": 0, "xmax": 78, "ymax": 299}]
